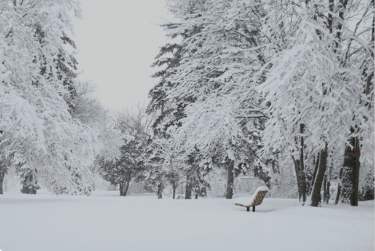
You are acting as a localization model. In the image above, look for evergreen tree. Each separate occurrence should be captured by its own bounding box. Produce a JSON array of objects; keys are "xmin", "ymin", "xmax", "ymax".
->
[{"xmin": 100, "ymin": 132, "xmax": 147, "ymax": 196}]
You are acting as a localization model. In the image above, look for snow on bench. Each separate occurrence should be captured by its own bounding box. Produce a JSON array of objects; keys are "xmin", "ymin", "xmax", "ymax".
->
[{"xmin": 234, "ymin": 186, "xmax": 269, "ymax": 212}]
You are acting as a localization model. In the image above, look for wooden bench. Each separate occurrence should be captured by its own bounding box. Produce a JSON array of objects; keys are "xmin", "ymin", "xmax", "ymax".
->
[{"xmin": 234, "ymin": 186, "xmax": 268, "ymax": 212}]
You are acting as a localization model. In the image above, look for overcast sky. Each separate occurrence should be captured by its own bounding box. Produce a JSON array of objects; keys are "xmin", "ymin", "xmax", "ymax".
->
[{"xmin": 73, "ymin": 0, "xmax": 170, "ymax": 111}]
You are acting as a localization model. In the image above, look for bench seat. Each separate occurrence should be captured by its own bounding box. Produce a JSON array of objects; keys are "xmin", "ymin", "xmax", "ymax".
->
[{"xmin": 234, "ymin": 186, "xmax": 269, "ymax": 212}]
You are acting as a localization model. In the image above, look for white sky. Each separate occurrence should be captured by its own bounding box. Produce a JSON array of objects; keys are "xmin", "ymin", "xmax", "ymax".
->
[{"xmin": 73, "ymin": 0, "xmax": 171, "ymax": 111}]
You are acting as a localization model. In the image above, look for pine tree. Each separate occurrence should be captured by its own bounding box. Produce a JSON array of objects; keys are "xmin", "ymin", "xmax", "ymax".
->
[{"xmin": 100, "ymin": 132, "xmax": 147, "ymax": 196}]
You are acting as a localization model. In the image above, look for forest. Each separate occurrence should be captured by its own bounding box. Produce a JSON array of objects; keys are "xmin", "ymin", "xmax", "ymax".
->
[{"xmin": 0, "ymin": 0, "xmax": 374, "ymax": 210}]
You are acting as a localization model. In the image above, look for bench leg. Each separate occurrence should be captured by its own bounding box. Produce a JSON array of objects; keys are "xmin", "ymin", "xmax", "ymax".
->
[
  {"xmin": 253, "ymin": 206, "xmax": 255, "ymax": 212},
  {"xmin": 246, "ymin": 207, "xmax": 249, "ymax": 212}
]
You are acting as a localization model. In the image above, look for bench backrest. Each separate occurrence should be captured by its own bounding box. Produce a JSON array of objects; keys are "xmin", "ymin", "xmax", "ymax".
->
[{"xmin": 251, "ymin": 190, "xmax": 268, "ymax": 206}]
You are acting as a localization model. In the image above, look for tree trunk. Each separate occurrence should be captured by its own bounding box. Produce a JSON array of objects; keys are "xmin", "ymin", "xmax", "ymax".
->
[
  {"xmin": 292, "ymin": 157, "xmax": 307, "ymax": 203},
  {"xmin": 124, "ymin": 181, "xmax": 130, "ymax": 196},
  {"xmin": 292, "ymin": 124, "xmax": 307, "ymax": 203},
  {"xmin": 335, "ymin": 168, "xmax": 343, "ymax": 205},
  {"xmin": 300, "ymin": 168, "xmax": 307, "ymax": 201},
  {"xmin": 123, "ymin": 173, "xmax": 132, "ymax": 196},
  {"xmin": 119, "ymin": 180, "xmax": 128, "ymax": 196},
  {"xmin": 0, "ymin": 171, "xmax": 4, "ymax": 195},
  {"xmin": 119, "ymin": 181, "xmax": 124, "ymax": 196},
  {"xmin": 311, "ymin": 145, "xmax": 328, "ymax": 207},
  {"xmin": 0, "ymin": 161, "xmax": 6, "ymax": 195},
  {"xmin": 292, "ymin": 157, "xmax": 301, "ymax": 199},
  {"xmin": 307, "ymin": 153, "xmax": 320, "ymax": 196},
  {"xmin": 324, "ymin": 162, "xmax": 333, "ymax": 204},
  {"xmin": 172, "ymin": 182, "xmax": 176, "ymax": 199},
  {"xmin": 226, "ymin": 161, "xmax": 234, "ymax": 199},
  {"xmin": 343, "ymin": 136, "xmax": 361, "ymax": 206},
  {"xmin": 157, "ymin": 182, "xmax": 163, "ymax": 199},
  {"xmin": 185, "ymin": 174, "xmax": 192, "ymax": 199},
  {"xmin": 326, "ymin": 180, "xmax": 331, "ymax": 204},
  {"xmin": 299, "ymin": 124, "xmax": 307, "ymax": 202},
  {"xmin": 323, "ymin": 175, "xmax": 329, "ymax": 204}
]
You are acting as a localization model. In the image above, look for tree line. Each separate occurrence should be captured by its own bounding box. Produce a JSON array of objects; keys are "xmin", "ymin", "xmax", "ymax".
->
[
  {"xmin": 1, "ymin": 0, "xmax": 373, "ymax": 207},
  {"xmin": 102, "ymin": 0, "xmax": 373, "ymax": 206}
]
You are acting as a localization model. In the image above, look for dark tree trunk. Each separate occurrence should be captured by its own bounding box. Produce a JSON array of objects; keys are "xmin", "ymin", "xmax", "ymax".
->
[
  {"xmin": 195, "ymin": 193, "xmax": 198, "ymax": 199},
  {"xmin": 124, "ymin": 173, "xmax": 132, "ymax": 196},
  {"xmin": 157, "ymin": 182, "xmax": 164, "ymax": 199},
  {"xmin": 323, "ymin": 175, "xmax": 330, "ymax": 204},
  {"xmin": 124, "ymin": 181, "xmax": 130, "ymax": 196},
  {"xmin": 292, "ymin": 124, "xmax": 307, "ymax": 203},
  {"xmin": 292, "ymin": 157, "xmax": 307, "ymax": 203},
  {"xmin": 299, "ymin": 124, "xmax": 307, "ymax": 203},
  {"xmin": 292, "ymin": 157, "xmax": 301, "ymax": 199},
  {"xmin": 335, "ymin": 168, "xmax": 343, "ymax": 205},
  {"xmin": 185, "ymin": 174, "xmax": 192, "ymax": 199},
  {"xmin": 324, "ymin": 162, "xmax": 333, "ymax": 204},
  {"xmin": 308, "ymin": 153, "xmax": 320, "ymax": 195},
  {"xmin": 119, "ymin": 173, "xmax": 132, "ymax": 197},
  {"xmin": 306, "ymin": 154, "xmax": 318, "ymax": 196},
  {"xmin": 226, "ymin": 161, "xmax": 234, "ymax": 199},
  {"xmin": 172, "ymin": 181, "xmax": 177, "ymax": 199},
  {"xmin": 0, "ymin": 160, "xmax": 6, "ymax": 195},
  {"xmin": 311, "ymin": 145, "xmax": 328, "ymax": 207},
  {"xmin": 343, "ymin": 136, "xmax": 361, "ymax": 206},
  {"xmin": 0, "ymin": 171, "xmax": 4, "ymax": 195},
  {"xmin": 119, "ymin": 181, "xmax": 124, "ymax": 196},
  {"xmin": 326, "ymin": 180, "xmax": 331, "ymax": 204}
]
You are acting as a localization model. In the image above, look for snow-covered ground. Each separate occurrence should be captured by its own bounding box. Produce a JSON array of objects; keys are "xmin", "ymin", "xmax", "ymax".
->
[{"xmin": 0, "ymin": 191, "xmax": 373, "ymax": 251}]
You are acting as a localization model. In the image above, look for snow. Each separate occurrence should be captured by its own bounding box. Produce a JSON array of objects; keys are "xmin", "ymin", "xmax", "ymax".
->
[
  {"xmin": 0, "ymin": 191, "xmax": 373, "ymax": 251},
  {"xmin": 234, "ymin": 185, "xmax": 269, "ymax": 205}
]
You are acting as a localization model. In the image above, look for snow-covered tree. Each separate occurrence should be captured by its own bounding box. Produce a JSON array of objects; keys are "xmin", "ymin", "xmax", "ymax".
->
[
  {"xmin": 149, "ymin": 0, "xmax": 373, "ymax": 206},
  {"xmin": 259, "ymin": 0, "xmax": 373, "ymax": 206},
  {"xmin": 100, "ymin": 132, "xmax": 146, "ymax": 196},
  {"xmin": 148, "ymin": 0, "xmax": 273, "ymax": 198},
  {"xmin": 144, "ymin": 136, "xmax": 179, "ymax": 199},
  {"xmin": 0, "ymin": 0, "xmax": 106, "ymax": 194},
  {"xmin": 69, "ymin": 81, "xmax": 122, "ymax": 160},
  {"xmin": 99, "ymin": 105, "xmax": 151, "ymax": 196},
  {"xmin": 0, "ymin": 150, "xmax": 12, "ymax": 194}
]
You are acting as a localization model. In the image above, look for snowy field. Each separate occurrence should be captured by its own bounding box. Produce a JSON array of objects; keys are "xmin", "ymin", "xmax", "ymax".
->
[{"xmin": 0, "ymin": 191, "xmax": 373, "ymax": 251}]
